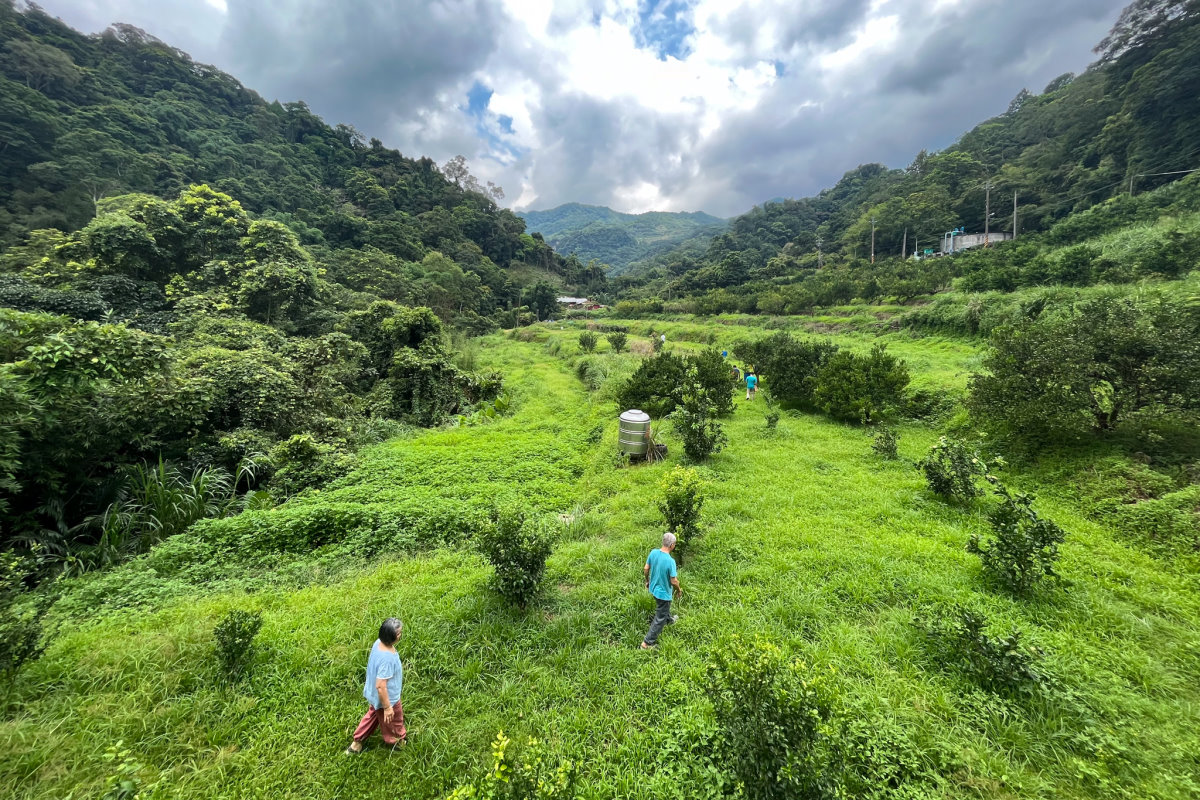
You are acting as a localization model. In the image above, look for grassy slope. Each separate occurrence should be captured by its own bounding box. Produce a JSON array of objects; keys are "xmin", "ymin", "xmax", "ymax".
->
[{"xmin": 3, "ymin": 329, "xmax": 1199, "ymax": 799}]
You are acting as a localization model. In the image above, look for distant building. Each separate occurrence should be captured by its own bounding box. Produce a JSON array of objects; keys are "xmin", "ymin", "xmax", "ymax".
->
[
  {"xmin": 556, "ymin": 296, "xmax": 589, "ymax": 308},
  {"xmin": 941, "ymin": 232, "xmax": 1013, "ymax": 254}
]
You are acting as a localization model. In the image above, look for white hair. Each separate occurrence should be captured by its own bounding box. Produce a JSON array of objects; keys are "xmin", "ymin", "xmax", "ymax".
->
[{"xmin": 662, "ymin": 532, "xmax": 677, "ymax": 547}]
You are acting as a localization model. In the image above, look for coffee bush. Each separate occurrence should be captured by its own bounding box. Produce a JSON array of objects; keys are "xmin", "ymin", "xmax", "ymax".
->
[
  {"xmin": 214, "ymin": 608, "xmax": 263, "ymax": 684},
  {"xmin": 916, "ymin": 437, "xmax": 1002, "ymax": 502},
  {"xmin": 871, "ymin": 427, "xmax": 899, "ymax": 460},
  {"xmin": 919, "ymin": 605, "xmax": 1047, "ymax": 697},
  {"xmin": 968, "ymin": 486, "xmax": 1066, "ymax": 594},
  {"xmin": 658, "ymin": 466, "xmax": 706, "ymax": 563},
  {"xmin": 478, "ymin": 506, "xmax": 554, "ymax": 608},
  {"xmin": 671, "ymin": 367, "xmax": 727, "ymax": 462},
  {"xmin": 706, "ymin": 637, "xmax": 832, "ymax": 800}
]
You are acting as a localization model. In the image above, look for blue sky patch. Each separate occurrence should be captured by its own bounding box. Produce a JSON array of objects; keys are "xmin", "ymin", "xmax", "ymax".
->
[
  {"xmin": 465, "ymin": 81, "xmax": 494, "ymax": 116},
  {"xmin": 636, "ymin": 0, "xmax": 694, "ymax": 60},
  {"xmin": 461, "ymin": 82, "xmax": 526, "ymax": 164}
]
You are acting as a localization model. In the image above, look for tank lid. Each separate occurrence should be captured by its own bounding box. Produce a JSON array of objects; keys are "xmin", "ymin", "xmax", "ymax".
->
[{"xmin": 619, "ymin": 409, "xmax": 650, "ymax": 423}]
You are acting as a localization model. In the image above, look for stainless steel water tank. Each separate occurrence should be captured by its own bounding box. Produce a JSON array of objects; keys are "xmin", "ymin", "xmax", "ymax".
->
[{"xmin": 618, "ymin": 409, "xmax": 651, "ymax": 456}]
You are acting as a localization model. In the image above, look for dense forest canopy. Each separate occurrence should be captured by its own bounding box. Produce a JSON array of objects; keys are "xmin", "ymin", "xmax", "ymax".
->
[
  {"xmin": 0, "ymin": 0, "xmax": 609, "ymax": 566},
  {"xmin": 520, "ymin": 203, "xmax": 728, "ymax": 274}
]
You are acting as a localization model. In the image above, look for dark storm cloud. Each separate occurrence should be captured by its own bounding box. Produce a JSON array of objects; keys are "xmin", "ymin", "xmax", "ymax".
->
[
  {"xmin": 687, "ymin": 0, "xmax": 1130, "ymax": 215},
  {"xmin": 217, "ymin": 0, "xmax": 505, "ymax": 139},
  {"xmin": 880, "ymin": 0, "xmax": 1120, "ymax": 95}
]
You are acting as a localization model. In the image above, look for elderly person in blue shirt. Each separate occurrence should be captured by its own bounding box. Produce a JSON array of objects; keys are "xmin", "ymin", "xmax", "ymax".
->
[
  {"xmin": 346, "ymin": 618, "xmax": 406, "ymax": 753},
  {"xmin": 641, "ymin": 533, "xmax": 681, "ymax": 649}
]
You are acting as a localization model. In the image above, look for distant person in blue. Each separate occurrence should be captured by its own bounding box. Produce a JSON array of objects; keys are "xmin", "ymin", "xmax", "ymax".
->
[
  {"xmin": 641, "ymin": 532, "xmax": 681, "ymax": 650},
  {"xmin": 346, "ymin": 618, "xmax": 406, "ymax": 753},
  {"xmin": 745, "ymin": 370, "xmax": 759, "ymax": 400}
]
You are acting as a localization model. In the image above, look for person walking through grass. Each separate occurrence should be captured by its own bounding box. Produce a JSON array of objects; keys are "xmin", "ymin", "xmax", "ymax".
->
[
  {"xmin": 642, "ymin": 532, "xmax": 681, "ymax": 650},
  {"xmin": 745, "ymin": 370, "xmax": 758, "ymax": 401},
  {"xmin": 346, "ymin": 618, "xmax": 406, "ymax": 753}
]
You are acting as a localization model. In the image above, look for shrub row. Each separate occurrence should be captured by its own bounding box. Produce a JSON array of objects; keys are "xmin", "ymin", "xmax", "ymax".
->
[
  {"xmin": 190, "ymin": 499, "xmax": 489, "ymax": 554},
  {"xmin": 735, "ymin": 332, "xmax": 909, "ymax": 423}
]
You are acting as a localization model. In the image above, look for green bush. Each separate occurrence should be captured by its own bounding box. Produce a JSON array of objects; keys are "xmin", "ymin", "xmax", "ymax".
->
[
  {"xmin": 444, "ymin": 730, "xmax": 577, "ymax": 800},
  {"xmin": 968, "ymin": 486, "xmax": 1066, "ymax": 594},
  {"xmin": 0, "ymin": 553, "xmax": 46, "ymax": 691},
  {"xmin": 706, "ymin": 637, "xmax": 833, "ymax": 800},
  {"xmin": 968, "ymin": 292, "xmax": 1200, "ymax": 442},
  {"xmin": 915, "ymin": 437, "xmax": 1002, "ymax": 502},
  {"xmin": 689, "ymin": 346, "xmax": 736, "ymax": 417},
  {"xmin": 871, "ymin": 426, "xmax": 899, "ymax": 460},
  {"xmin": 478, "ymin": 507, "xmax": 554, "ymax": 608},
  {"xmin": 763, "ymin": 390, "xmax": 781, "ymax": 430},
  {"xmin": 672, "ymin": 367, "xmax": 727, "ymax": 462},
  {"xmin": 919, "ymin": 606, "xmax": 1048, "ymax": 698},
  {"xmin": 267, "ymin": 434, "xmax": 351, "ymax": 499},
  {"xmin": 606, "ymin": 331, "xmax": 628, "ymax": 352},
  {"xmin": 658, "ymin": 466, "xmax": 706, "ymax": 563},
  {"xmin": 811, "ymin": 343, "xmax": 909, "ymax": 423},
  {"xmin": 214, "ymin": 608, "xmax": 263, "ymax": 684},
  {"xmin": 735, "ymin": 333, "xmax": 838, "ymax": 409},
  {"xmin": 616, "ymin": 351, "xmax": 687, "ymax": 417},
  {"xmin": 578, "ymin": 330, "xmax": 597, "ymax": 353},
  {"xmin": 99, "ymin": 742, "xmax": 147, "ymax": 800}
]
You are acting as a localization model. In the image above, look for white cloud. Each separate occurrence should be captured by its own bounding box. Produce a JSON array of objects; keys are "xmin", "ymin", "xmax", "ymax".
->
[{"xmin": 40, "ymin": 0, "xmax": 1129, "ymax": 216}]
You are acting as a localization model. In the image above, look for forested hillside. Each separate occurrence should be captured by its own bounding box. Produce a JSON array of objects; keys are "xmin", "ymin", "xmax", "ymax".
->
[
  {"xmin": 0, "ymin": 0, "xmax": 603, "ymax": 568},
  {"xmin": 617, "ymin": 0, "xmax": 1200, "ymax": 311},
  {"xmin": 521, "ymin": 203, "xmax": 726, "ymax": 274}
]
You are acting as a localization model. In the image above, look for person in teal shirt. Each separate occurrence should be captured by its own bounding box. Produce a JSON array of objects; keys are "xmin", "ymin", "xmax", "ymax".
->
[
  {"xmin": 641, "ymin": 533, "xmax": 681, "ymax": 649},
  {"xmin": 745, "ymin": 370, "xmax": 758, "ymax": 400}
]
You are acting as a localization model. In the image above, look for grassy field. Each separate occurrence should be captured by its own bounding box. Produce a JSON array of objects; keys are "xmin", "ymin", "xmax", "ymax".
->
[{"xmin": 2, "ymin": 325, "xmax": 1199, "ymax": 799}]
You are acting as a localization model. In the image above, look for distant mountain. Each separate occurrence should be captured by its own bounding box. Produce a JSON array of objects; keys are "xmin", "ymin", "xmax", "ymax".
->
[{"xmin": 520, "ymin": 203, "xmax": 728, "ymax": 274}]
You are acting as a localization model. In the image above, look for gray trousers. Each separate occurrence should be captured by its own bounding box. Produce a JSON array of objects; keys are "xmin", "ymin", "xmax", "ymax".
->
[{"xmin": 644, "ymin": 597, "xmax": 673, "ymax": 646}]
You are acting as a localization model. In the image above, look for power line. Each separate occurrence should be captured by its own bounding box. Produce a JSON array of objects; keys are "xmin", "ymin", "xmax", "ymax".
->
[{"xmin": 1137, "ymin": 168, "xmax": 1199, "ymax": 178}]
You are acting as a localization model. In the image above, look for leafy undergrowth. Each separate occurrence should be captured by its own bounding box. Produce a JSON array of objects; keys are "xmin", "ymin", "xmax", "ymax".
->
[{"xmin": 4, "ymin": 332, "xmax": 1200, "ymax": 799}]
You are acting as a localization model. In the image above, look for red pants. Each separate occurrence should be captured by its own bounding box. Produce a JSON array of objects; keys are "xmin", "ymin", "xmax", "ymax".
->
[{"xmin": 352, "ymin": 700, "xmax": 407, "ymax": 744}]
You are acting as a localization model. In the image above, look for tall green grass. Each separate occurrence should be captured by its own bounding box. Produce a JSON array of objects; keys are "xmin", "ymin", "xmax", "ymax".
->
[{"xmin": 3, "ymin": 331, "xmax": 1199, "ymax": 799}]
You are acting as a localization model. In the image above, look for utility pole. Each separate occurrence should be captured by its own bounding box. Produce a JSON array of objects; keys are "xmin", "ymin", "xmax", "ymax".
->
[
  {"xmin": 901, "ymin": 226, "xmax": 907, "ymax": 258},
  {"xmin": 1012, "ymin": 190, "xmax": 1018, "ymax": 239},
  {"xmin": 983, "ymin": 181, "xmax": 991, "ymax": 246},
  {"xmin": 816, "ymin": 236, "xmax": 824, "ymax": 268},
  {"xmin": 870, "ymin": 217, "xmax": 876, "ymax": 263}
]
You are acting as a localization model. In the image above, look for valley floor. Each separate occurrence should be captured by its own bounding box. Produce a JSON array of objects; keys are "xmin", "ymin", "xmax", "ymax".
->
[{"xmin": 3, "ymin": 330, "xmax": 1199, "ymax": 799}]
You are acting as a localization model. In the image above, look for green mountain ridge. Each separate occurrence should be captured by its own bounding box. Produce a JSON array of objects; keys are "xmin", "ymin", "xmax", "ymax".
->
[
  {"xmin": 520, "ymin": 202, "xmax": 727, "ymax": 274},
  {"xmin": 613, "ymin": 1, "xmax": 1200, "ymax": 309}
]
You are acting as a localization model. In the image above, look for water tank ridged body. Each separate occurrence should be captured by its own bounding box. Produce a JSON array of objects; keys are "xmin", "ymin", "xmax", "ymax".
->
[{"xmin": 618, "ymin": 409, "xmax": 651, "ymax": 455}]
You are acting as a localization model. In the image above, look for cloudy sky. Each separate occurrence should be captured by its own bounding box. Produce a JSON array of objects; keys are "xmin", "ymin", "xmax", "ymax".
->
[{"xmin": 42, "ymin": 0, "xmax": 1128, "ymax": 217}]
